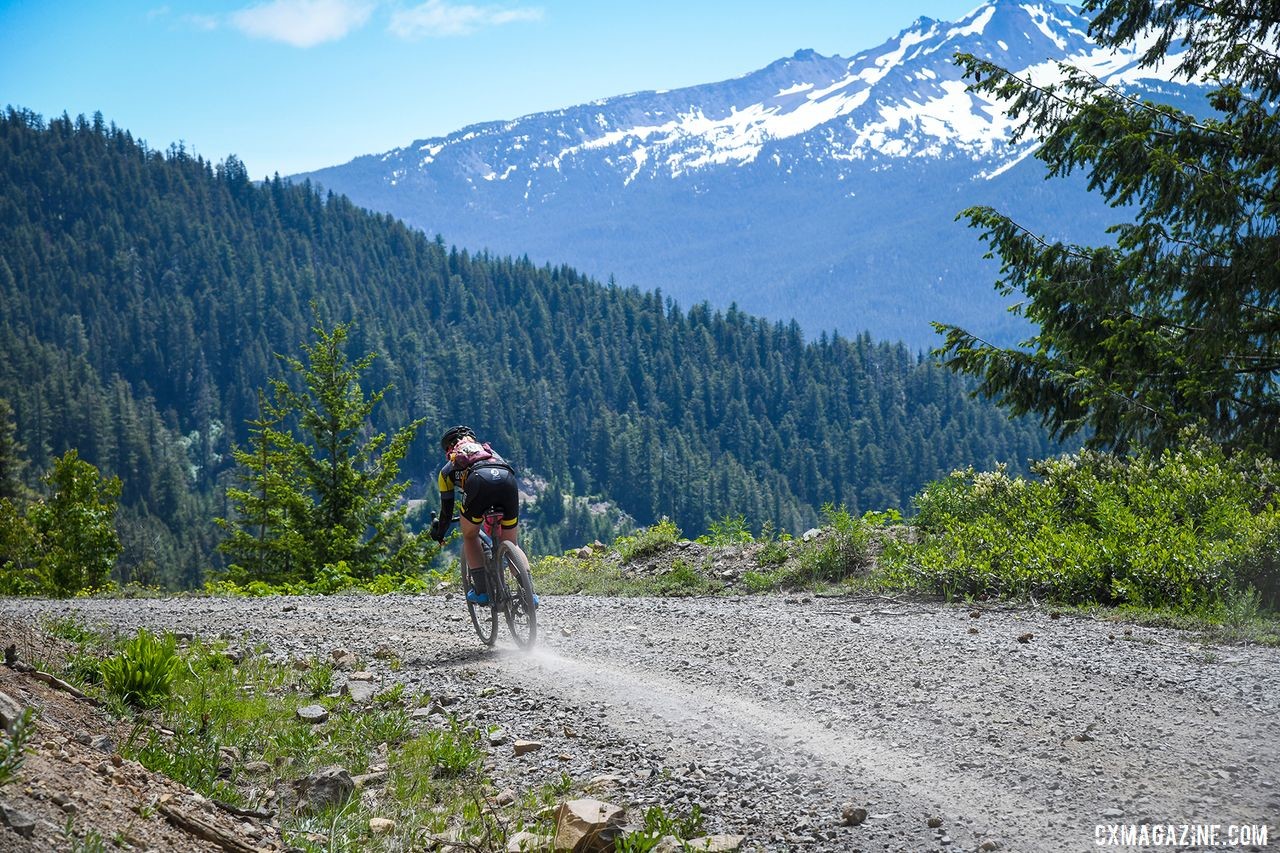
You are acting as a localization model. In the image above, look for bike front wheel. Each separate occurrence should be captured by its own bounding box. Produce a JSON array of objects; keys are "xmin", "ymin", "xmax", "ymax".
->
[{"xmin": 496, "ymin": 541, "xmax": 537, "ymax": 648}]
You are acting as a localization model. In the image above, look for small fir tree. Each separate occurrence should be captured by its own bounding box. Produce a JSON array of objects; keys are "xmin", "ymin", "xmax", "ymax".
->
[{"xmin": 218, "ymin": 318, "xmax": 424, "ymax": 586}]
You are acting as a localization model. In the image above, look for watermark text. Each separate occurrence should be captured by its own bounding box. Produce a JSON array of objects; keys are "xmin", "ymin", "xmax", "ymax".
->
[{"xmin": 1096, "ymin": 823, "xmax": 1271, "ymax": 847}]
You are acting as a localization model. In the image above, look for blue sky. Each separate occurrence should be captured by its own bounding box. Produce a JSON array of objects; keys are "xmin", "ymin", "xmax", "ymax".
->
[{"xmin": 1, "ymin": 0, "xmax": 982, "ymax": 177}]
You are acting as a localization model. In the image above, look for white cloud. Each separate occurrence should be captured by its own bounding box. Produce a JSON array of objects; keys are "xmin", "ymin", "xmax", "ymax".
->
[
  {"xmin": 389, "ymin": 0, "xmax": 542, "ymax": 39},
  {"xmin": 231, "ymin": 0, "xmax": 375, "ymax": 47}
]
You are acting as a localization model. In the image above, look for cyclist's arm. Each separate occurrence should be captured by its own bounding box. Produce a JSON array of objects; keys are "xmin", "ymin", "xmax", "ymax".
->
[{"xmin": 434, "ymin": 464, "xmax": 457, "ymax": 539}]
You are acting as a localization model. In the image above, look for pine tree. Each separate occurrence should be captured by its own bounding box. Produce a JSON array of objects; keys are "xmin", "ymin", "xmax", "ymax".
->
[
  {"xmin": 216, "ymin": 391, "xmax": 306, "ymax": 586},
  {"xmin": 935, "ymin": 1, "xmax": 1280, "ymax": 454},
  {"xmin": 222, "ymin": 317, "xmax": 425, "ymax": 585}
]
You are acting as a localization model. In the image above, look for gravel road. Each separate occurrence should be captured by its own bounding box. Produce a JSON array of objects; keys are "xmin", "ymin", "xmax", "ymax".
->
[{"xmin": 5, "ymin": 593, "xmax": 1277, "ymax": 853}]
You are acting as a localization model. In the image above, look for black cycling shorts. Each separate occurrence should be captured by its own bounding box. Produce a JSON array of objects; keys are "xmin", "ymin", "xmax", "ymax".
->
[{"xmin": 461, "ymin": 465, "xmax": 519, "ymax": 527}]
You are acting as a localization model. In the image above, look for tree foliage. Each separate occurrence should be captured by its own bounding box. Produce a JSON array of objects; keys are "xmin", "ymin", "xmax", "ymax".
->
[
  {"xmin": 0, "ymin": 399, "xmax": 27, "ymax": 500},
  {"xmin": 217, "ymin": 319, "xmax": 424, "ymax": 586},
  {"xmin": 0, "ymin": 449, "xmax": 122, "ymax": 596},
  {"xmin": 0, "ymin": 107, "xmax": 1068, "ymax": 583},
  {"xmin": 936, "ymin": 1, "xmax": 1280, "ymax": 454}
]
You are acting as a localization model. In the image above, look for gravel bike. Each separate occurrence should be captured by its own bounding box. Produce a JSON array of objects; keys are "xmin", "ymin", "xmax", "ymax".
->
[{"xmin": 434, "ymin": 510, "xmax": 537, "ymax": 648}]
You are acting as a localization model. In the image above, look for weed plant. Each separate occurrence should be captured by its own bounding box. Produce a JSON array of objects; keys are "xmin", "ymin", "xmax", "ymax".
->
[
  {"xmin": 616, "ymin": 804, "xmax": 706, "ymax": 852},
  {"xmin": 300, "ymin": 658, "xmax": 335, "ymax": 697},
  {"xmin": 99, "ymin": 628, "xmax": 182, "ymax": 709},
  {"xmin": 696, "ymin": 514, "xmax": 753, "ymax": 547}
]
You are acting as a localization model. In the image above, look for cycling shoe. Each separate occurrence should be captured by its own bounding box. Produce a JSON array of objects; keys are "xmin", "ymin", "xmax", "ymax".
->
[{"xmin": 466, "ymin": 589, "xmax": 490, "ymax": 606}]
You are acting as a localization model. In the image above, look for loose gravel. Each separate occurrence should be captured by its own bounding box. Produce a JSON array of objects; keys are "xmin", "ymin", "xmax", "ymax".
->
[{"xmin": 4, "ymin": 593, "xmax": 1277, "ymax": 853}]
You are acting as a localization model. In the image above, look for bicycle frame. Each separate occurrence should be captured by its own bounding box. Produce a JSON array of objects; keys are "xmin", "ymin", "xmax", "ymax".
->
[
  {"xmin": 475, "ymin": 511, "xmax": 511, "ymax": 608},
  {"xmin": 440, "ymin": 508, "xmax": 537, "ymax": 648}
]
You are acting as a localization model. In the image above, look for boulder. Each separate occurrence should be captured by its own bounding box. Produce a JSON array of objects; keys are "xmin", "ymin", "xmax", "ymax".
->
[
  {"xmin": 0, "ymin": 804, "xmax": 36, "ymax": 838},
  {"xmin": 553, "ymin": 798, "xmax": 625, "ymax": 852},
  {"xmin": 840, "ymin": 803, "xmax": 868, "ymax": 826},
  {"xmin": 343, "ymin": 680, "xmax": 377, "ymax": 704},
  {"xmin": 514, "ymin": 739, "xmax": 544, "ymax": 756},
  {"xmin": 0, "ymin": 691, "xmax": 23, "ymax": 734},
  {"xmin": 293, "ymin": 765, "xmax": 355, "ymax": 814},
  {"xmin": 296, "ymin": 704, "xmax": 329, "ymax": 724}
]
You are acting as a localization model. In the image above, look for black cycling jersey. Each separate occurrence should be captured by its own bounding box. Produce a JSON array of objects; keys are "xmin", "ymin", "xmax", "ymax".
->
[{"xmin": 437, "ymin": 445, "xmax": 518, "ymax": 528}]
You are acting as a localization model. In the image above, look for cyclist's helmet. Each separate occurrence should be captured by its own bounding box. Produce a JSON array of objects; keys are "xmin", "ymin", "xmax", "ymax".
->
[{"xmin": 440, "ymin": 424, "xmax": 474, "ymax": 452}]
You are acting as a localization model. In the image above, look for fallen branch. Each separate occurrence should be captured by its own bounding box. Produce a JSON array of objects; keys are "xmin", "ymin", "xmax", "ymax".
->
[
  {"xmin": 27, "ymin": 670, "xmax": 101, "ymax": 705},
  {"xmin": 6, "ymin": 644, "xmax": 101, "ymax": 705}
]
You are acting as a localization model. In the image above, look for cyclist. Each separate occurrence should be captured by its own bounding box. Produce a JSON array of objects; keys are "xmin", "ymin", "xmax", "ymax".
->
[{"xmin": 428, "ymin": 425, "xmax": 520, "ymax": 606}]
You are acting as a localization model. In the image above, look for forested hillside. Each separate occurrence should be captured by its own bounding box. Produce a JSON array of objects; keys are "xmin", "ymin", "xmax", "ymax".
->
[{"xmin": 0, "ymin": 108, "xmax": 1064, "ymax": 588}]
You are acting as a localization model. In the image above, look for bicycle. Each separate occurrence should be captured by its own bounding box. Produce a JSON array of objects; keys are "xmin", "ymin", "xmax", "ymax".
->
[{"xmin": 433, "ymin": 510, "xmax": 538, "ymax": 648}]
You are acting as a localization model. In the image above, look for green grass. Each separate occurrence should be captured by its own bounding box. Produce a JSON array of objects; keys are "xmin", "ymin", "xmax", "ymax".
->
[
  {"xmin": 39, "ymin": 624, "xmax": 586, "ymax": 850},
  {"xmin": 646, "ymin": 559, "xmax": 722, "ymax": 597},
  {"xmin": 533, "ymin": 553, "xmax": 624, "ymax": 595}
]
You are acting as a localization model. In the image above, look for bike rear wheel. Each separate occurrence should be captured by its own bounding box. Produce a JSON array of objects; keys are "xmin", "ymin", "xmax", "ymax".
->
[
  {"xmin": 497, "ymin": 541, "xmax": 537, "ymax": 648},
  {"xmin": 464, "ymin": 564, "xmax": 498, "ymax": 646}
]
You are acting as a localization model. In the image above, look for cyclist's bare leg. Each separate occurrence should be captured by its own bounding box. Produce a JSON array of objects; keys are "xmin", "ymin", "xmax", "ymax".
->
[{"xmin": 499, "ymin": 522, "xmax": 518, "ymax": 547}]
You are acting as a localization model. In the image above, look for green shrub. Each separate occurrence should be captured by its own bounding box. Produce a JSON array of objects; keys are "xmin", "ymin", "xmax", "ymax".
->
[
  {"xmin": 755, "ymin": 541, "xmax": 789, "ymax": 568},
  {"xmin": 100, "ymin": 628, "xmax": 182, "ymax": 708},
  {"xmin": 790, "ymin": 504, "xmax": 877, "ymax": 587},
  {"xmin": 880, "ymin": 440, "xmax": 1280, "ymax": 612},
  {"xmin": 616, "ymin": 518, "xmax": 680, "ymax": 562},
  {"xmin": 0, "ymin": 452, "xmax": 122, "ymax": 597}
]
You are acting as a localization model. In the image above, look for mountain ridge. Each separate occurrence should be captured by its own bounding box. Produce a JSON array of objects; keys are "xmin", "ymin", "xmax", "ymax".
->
[{"xmin": 295, "ymin": 0, "xmax": 1204, "ymax": 348}]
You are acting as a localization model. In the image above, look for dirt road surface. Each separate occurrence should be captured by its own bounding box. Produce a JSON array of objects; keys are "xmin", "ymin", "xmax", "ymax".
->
[{"xmin": 4, "ymin": 593, "xmax": 1277, "ymax": 852}]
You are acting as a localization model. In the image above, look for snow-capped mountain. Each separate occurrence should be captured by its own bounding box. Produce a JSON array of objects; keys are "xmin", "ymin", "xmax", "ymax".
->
[{"xmin": 296, "ymin": 0, "xmax": 1200, "ymax": 348}]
